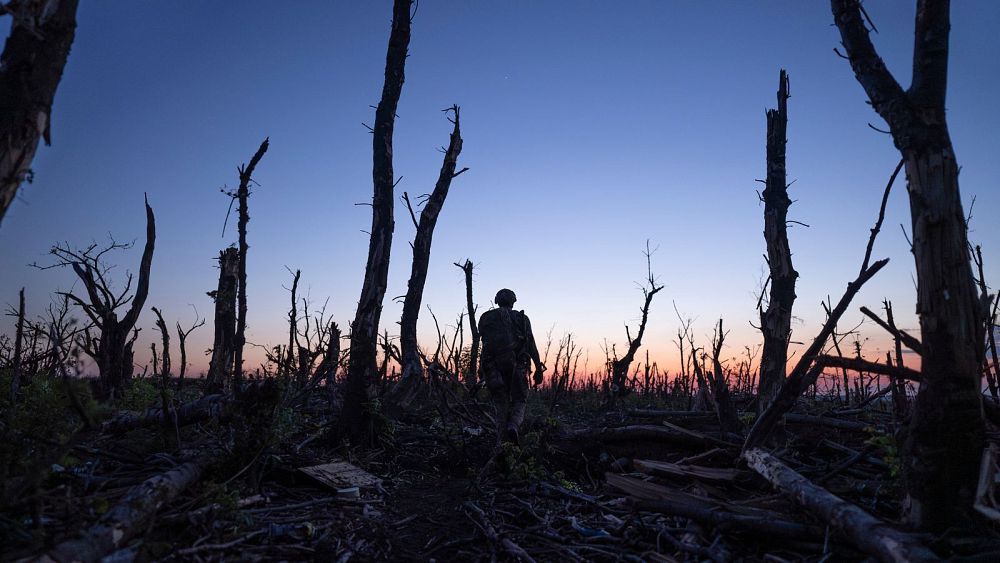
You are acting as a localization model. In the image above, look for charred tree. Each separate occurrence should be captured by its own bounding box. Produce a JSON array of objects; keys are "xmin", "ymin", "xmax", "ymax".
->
[
  {"xmin": 285, "ymin": 268, "xmax": 301, "ymax": 380},
  {"xmin": 175, "ymin": 310, "xmax": 204, "ymax": 392},
  {"xmin": 230, "ymin": 138, "xmax": 269, "ymax": 388},
  {"xmin": 0, "ymin": 0, "xmax": 79, "ymax": 225},
  {"xmin": 8, "ymin": 287, "xmax": 25, "ymax": 402},
  {"xmin": 344, "ymin": 0, "xmax": 411, "ymax": 441},
  {"xmin": 610, "ymin": 243, "xmax": 663, "ymax": 397},
  {"xmin": 758, "ymin": 69, "xmax": 798, "ymax": 414},
  {"xmin": 832, "ymin": 0, "xmax": 985, "ymax": 530},
  {"xmin": 709, "ymin": 319, "xmax": 742, "ymax": 433},
  {"xmin": 44, "ymin": 197, "xmax": 156, "ymax": 399},
  {"xmin": 151, "ymin": 306, "xmax": 172, "ymax": 445},
  {"xmin": 456, "ymin": 258, "xmax": 480, "ymax": 386},
  {"xmin": 206, "ymin": 248, "xmax": 239, "ymax": 391},
  {"xmin": 387, "ymin": 106, "xmax": 467, "ymax": 409}
]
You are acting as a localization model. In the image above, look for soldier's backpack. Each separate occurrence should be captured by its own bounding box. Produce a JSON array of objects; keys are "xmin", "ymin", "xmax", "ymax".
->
[{"xmin": 483, "ymin": 309, "xmax": 528, "ymax": 372}]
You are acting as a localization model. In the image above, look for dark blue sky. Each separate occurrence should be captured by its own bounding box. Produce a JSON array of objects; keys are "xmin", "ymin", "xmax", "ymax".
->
[{"xmin": 1, "ymin": 1, "xmax": 997, "ymax": 373}]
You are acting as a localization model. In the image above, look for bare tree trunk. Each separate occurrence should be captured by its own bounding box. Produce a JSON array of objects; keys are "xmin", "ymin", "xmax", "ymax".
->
[
  {"xmin": 9, "ymin": 287, "xmax": 25, "ymax": 402},
  {"xmin": 175, "ymin": 313, "xmax": 204, "ymax": 393},
  {"xmin": 758, "ymin": 69, "xmax": 797, "ymax": 415},
  {"xmin": 344, "ymin": 0, "xmax": 411, "ymax": 441},
  {"xmin": 611, "ymin": 243, "xmax": 663, "ymax": 397},
  {"xmin": 456, "ymin": 259, "xmax": 480, "ymax": 386},
  {"xmin": 58, "ymin": 197, "xmax": 155, "ymax": 398},
  {"xmin": 207, "ymin": 247, "xmax": 239, "ymax": 391},
  {"xmin": 285, "ymin": 268, "xmax": 301, "ymax": 380},
  {"xmin": 388, "ymin": 106, "xmax": 466, "ymax": 410},
  {"xmin": 973, "ymin": 246, "xmax": 999, "ymax": 401},
  {"xmin": 151, "ymin": 306, "xmax": 172, "ymax": 446},
  {"xmin": 710, "ymin": 319, "xmax": 742, "ymax": 433},
  {"xmin": 0, "ymin": 0, "xmax": 79, "ymax": 225},
  {"xmin": 315, "ymin": 322, "xmax": 341, "ymax": 406},
  {"xmin": 832, "ymin": 0, "xmax": 985, "ymax": 530},
  {"xmin": 233, "ymin": 138, "xmax": 269, "ymax": 388}
]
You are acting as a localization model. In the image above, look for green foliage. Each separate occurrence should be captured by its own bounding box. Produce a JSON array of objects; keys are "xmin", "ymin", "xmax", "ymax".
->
[
  {"xmin": 0, "ymin": 373, "xmax": 101, "ymax": 497},
  {"xmin": 865, "ymin": 431, "xmax": 901, "ymax": 479},
  {"xmin": 117, "ymin": 378, "xmax": 165, "ymax": 411}
]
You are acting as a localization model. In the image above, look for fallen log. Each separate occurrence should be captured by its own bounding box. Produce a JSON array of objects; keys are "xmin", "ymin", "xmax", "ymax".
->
[
  {"xmin": 784, "ymin": 413, "xmax": 874, "ymax": 432},
  {"xmin": 627, "ymin": 409, "xmax": 717, "ymax": 420},
  {"xmin": 42, "ymin": 456, "xmax": 211, "ymax": 562},
  {"xmin": 606, "ymin": 473, "xmax": 823, "ymax": 539},
  {"xmin": 570, "ymin": 425, "xmax": 715, "ymax": 449},
  {"xmin": 102, "ymin": 393, "xmax": 227, "ymax": 434},
  {"xmin": 743, "ymin": 448, "xmax": 938, "ymax": 562}
]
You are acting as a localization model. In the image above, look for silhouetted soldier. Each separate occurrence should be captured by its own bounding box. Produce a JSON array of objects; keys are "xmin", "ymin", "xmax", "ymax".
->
[{"xmin": 478, "ymin": 288, "xmax": 544, "ymax": 444}]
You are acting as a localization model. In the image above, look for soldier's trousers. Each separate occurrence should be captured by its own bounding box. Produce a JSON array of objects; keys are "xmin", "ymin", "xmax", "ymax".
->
[{"xmin": 484, "ymin": 359, "xmax": 529, "ymax": 437}]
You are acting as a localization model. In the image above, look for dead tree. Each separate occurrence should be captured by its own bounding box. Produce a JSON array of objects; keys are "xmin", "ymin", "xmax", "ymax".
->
[
  {"xmin": 284, "ymin": 268, "xmax": 301, "ymax": 380},
  {"xmin": 387, "ymin": 106, "xmax": 467, "ymax": 409},
  {"xmin": 832, "ymin": 0, "xmax": 985, "ymax": 530},
  {"xmin": 8, "ymin": 287, "xmax": 25, "ymax": 402},
  {"xmin": 758, "ymin": 69, "xmax": 798, "ymax": 414},
  {"xmin": 227, "ymin": 138, "xmax": 269, "ymax": 388},
  {"xmin": 743, "ymin": 159, "xmax": 898, "ymax": 450},
  {"xmin": 344, "ymin": 0, "xmax": 411, "ymax": 440},
  {"xmin": 610, "ymin": 242, "xmax": 663, "ymax": 397},
  {"xmin": 709, "ymin": 319, "xmax": 742, "ymax": 433},
  {"xmin": 973, "ymin": 245, "xmax": 999, "ymax": 401},
  {"xmin": 455, "ymin": 259, "xmax": 480, "ymax": 386},
  {"xmin": 206, "ymin": 248, "xmax": 239, "ymax": 390},
  {"xmin": 0, "ymin": 0, "xmax": 79, "ymax": 225},
  {"xmin": 40, "ymin": 197, "xmax": 156, "ymax": 398},
  {"xmin": 175, "ymin": 308, "xmax": 204, "ymax": 391},
  {"xmin": 151, "ymin": 306, "xmax": 172, "ymax": 445}
]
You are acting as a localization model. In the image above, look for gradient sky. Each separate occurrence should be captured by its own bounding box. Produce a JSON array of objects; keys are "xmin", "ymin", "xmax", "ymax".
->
[{"xmin": 1, "ymin": 1, "xmax": 998, "ymax": 376}]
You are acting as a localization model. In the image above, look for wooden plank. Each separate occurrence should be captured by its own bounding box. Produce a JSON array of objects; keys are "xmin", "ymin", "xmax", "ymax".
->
[
  {"xmin": 633, "ymin": 459, "xmax": 743, "ymax": 483},
  {"xmin": 299, "ymin": 460, "xmax": 381, "ymax": 490}
]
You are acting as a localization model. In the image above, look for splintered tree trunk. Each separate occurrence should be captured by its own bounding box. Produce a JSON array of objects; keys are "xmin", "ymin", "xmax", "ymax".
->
[
  {"xmin": 388, "ymin": 106, "xmax": 466, "ymax": 409},
  {"xmin": 0, "ymin": 0, "xmax": 79, "ymax": 225},
  {"xmin": 457, "ymin": 259, "xmax": 480, "ymax": 386},
  {"xmin": 207, "ymin": 247, "xmax": 239, "ymax": 390},
  {"xmin": 832, "ymin": 0, "xmax": 984, "ymax": 530},
  {"xmin": 758, "ymin": 69, "xmax": 797, "ymax": 414},
  {"xmin": 233, "ymin": 138, "xmax": 269, "ymax": 388},
  {"xmin": 344, "ymin": 0, "xmax": 411, "ymax": 440},
  {"xmin": 611, "ymin": 286, "xmax": 662, "ymax": 396},
  {"xmin": 92, "ymin": 198, "xmax": 155, "ymax": 398}
]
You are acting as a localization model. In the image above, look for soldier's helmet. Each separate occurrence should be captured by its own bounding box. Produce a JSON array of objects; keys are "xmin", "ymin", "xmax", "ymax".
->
[{"xmin": 494, "ymin": 288, "xmax": 517, "ymax": 307}]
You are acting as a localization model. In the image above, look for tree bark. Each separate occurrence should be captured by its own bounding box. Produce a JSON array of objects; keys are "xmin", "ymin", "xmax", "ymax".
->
[
  {"xmin": 744, "ymin": 448, "xmax": 938, "ymax": 562},
  {"xmin": 0, "ymin": 0, "xmax": 79, "ymax": 225},
  {"xmin": 832, "ymin": 0, "xmax": 985, "ymax": 530},
  {"xmin": 232, "ymin": 138, "xmax": 269, "ymax": 388},
  {"xmin": 387, "ymin": 106, "xmax": 466, "ymax": 410},
  {"xmin": 758, "ymin": 69, "xmax": 797, "ymax": 414},
  {"xmin": 344, "ymin": 0, "xmax": 411, "ymax": 441},
  {"xmin": 207, "ymin": 247, "xmax": 239, "ymax": 391}
]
